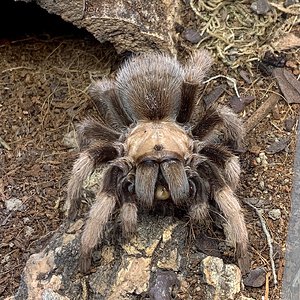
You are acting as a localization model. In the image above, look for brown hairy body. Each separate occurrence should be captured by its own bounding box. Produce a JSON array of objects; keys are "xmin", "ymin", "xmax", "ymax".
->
[{"xmin": 65, "ymin": 50, "xmax": 249, "ymax": 273}]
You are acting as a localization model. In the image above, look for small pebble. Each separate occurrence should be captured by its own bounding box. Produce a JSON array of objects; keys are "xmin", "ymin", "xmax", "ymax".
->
[
  {"xmin": 182, "ymin": 28, "xmax": 202, "ymax": 44},
  {"xmin": 25, "ymin": 226, "xmax": 34, "ymax": 237},
  {"xmin": 268, "ymin": 209, "xmax": 281, "ymax": 220},
  {"xmin": 251, "ymin": 0, "xmax": 270, "ymax": 15},
  {"xmin": 5, "ymin": 198, "xmax": 24, "ymax": 211},
  {"xmin": 284, "ymin": 118, "xmax": 296, "ymax": 132},
  {"xmin": 259, "ymin": 181, "xmax": 265, "ymax": 190},
  {"xmin": 243, "ymin": 266, "xmax": 266, "ymax": 287}
]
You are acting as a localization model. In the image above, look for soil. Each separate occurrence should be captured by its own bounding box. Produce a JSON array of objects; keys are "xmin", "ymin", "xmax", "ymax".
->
[{"xmin": 0, "ymin": 2, "xmax": 299, "ymax": 300}]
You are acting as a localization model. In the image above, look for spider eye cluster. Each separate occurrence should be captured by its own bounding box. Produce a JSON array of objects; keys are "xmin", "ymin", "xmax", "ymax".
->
[{"xmin": 65, "ymin": 49, "xmax": 249, "ymax": 274}]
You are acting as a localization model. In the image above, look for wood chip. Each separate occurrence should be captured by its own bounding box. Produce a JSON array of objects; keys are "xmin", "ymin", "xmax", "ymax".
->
[
  {"xmin": 244, "ymin": 94, "xmax": 280, "ymax": 133},
  {"xmin": 273, "ymin": 68, "xmax": 300, "ymax": 104},
  {"xmin": 230, "ymin": 95, "xmax": 255, "ymax": 113},
  {"xmin": 272, "ymin": 33, "xmax": 300, "ymax": 51},
  {"xmin": 230, "ymin": 96, "xmax": 244, "ymax": 113},
  {"xmin": 0, "ymin": 136, "xmax": 11, "ymax": 150},
  {"xmin": 203, "ymin": 84, "xmax": 226, "ymax": 107}
]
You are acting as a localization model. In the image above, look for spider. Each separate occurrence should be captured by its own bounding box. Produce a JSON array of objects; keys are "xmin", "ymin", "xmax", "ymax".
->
[{"xmin": 65, "ymin": 50, "xmax": 249, "ymax": 273}]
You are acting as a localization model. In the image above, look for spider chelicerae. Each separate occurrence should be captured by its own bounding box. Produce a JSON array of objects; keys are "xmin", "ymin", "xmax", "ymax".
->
[{"xmin": 65, "ymin": 50, "xmax": 249, "ymax": 273}]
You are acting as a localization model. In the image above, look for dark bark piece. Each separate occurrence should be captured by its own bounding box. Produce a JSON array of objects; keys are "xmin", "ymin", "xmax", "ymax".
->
[
  {"xmin": 285, "ymin": 0, "xmax": 296, "ymax": 6},
  {"xmin": 230, "ymin": 96, "xmax": 244, "ymax": 113},
  {"xmin": 239, "ymin": 70, "xmax": 252, "ymax": 84},
  {"xmin": 266, "ymin": 137, "xmax": 290, "ymax": 154},
  {"xmin": 203, "ymin": 84, "xmax": 226, "ymax": 107},
  {"xmin": 273, "ymin": 68, "xmax": 300, "ymax": 104},
  {"xmin": 229, "ymin": 95, "xmax": 255, "ymax": 113},
  {"xmin": 243, "ymin": 267, "xmax": 266, "ymax": 287}
]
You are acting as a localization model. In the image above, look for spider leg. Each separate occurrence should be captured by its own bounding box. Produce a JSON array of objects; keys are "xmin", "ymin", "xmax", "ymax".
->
[
  {"xmin": 135, "ymin": 161, "xmax": 159, "ymax": 208},
  {"xmin": 160, "ymin": 160, "xmax": 190, "ymax": 206},
  {"xmin": 192, "ymin": 105, "xmax": 245, "ymax": 151},
  {"xmin": 89, "ymin": 79, "xmax": 133, "ymax": 129},
  {"xmin": 120, "ymin": 202, "xmax": 138, "ymax": 236},
  {"xmin": 66, "ymin": 143, "xmax": 120, "ymax": 221},
  {"xmin": 177, "ymin": 49, "xmax": 213, "ymax": 124},
  {"xmin": 186, "ymin": 168, "xmax": 210, "ymax": 223},
  {"xmin": 216, "ymin": 105, "xmax": 245, "ymax": 150},
  {"xmin": 192, "ymin": 155, "xmax": 248, "ymax": 270},
  {"xmin": 76, "ymin": 117, "xmax": 121, "ymax": 150},
  {"xmin": 214, "ymin": 186, "xmax": 249, "ymax": 272},
  {"xmin": 80, "ymin": 165, "xmax": 122, "ymax": 273},
  {"xmin": 118, "ymin": 171, "xmax": 138, "ymax": 236},
  {"xmin": 200, "ymin": 144, "xmax": 241, "ymax": 190}
]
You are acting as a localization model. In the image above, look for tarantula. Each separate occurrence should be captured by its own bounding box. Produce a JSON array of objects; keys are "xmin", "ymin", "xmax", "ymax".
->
[{"xmin": 65, "ymin": 50, "xmax": 249, "ymax": 273}]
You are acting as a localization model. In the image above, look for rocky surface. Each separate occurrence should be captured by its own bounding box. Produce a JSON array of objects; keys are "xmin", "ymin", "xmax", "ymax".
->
[
  {"xmin": 10, "ymin": 215, "xmax": 249, "ymax": 300},
  {"xmin": 8, "ymin": 171, "xmax": 249, "ymax": 300},
  {"xmin": 16, "ymin": 0, "xmax": 181, "ymax": 54}
]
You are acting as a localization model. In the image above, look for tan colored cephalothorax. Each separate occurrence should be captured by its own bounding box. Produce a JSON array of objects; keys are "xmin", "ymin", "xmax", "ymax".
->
[{"xmin": 65, "ymin": 50, "xmax": 249, "ymax": 273}]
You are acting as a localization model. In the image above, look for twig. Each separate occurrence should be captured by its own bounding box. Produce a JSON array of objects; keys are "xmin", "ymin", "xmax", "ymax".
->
[
  {"xmin": 203, "ymin": 74, "xmax": 240, "ymax": 98},
  {"xmin": 265, "ymin": 271, "xmax": 270, "ymax": 300},
  {"xmin": 0, "ymin": 136, "xmax": 11, "ymax": 150},
  {"xmin": 244, "ymin": 94, "xmax": 280, "ymax": 133},
  {"xmin": 1, "ymin": 66, "xmax": 33, "ymax": 73},
  {"xmin": 243, "ymin": 199, "xmax": 278, "ymax": 285}
]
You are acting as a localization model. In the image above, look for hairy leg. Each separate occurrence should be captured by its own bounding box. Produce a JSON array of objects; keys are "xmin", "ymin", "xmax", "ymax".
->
[
  {"xmin": 120, "ymin": 202, "xmax": 138, "ymax": 236},
  {"xmin": 200, "ymin": 144, "xmax": 241, "ymax": 190},
  {"xmin": 66, "ymin": 152, "xmax": 94, "ymax": 221},
  {"xmin": 216, "ymin": 105, "xmax": 245, "ymax": 150},
  {"xmin": 80, "ymin": 165, "xmax": 122, "ymax": 273},
  {"xmin": 89, "ymin": 79, "xmax": 133, "ymax": 129},
  {"xmin": 178, "ymin": 49, "xmax": 213, "ymax": 124},
  {"xmin": 192, "ymin": 105, "xmax": 245, "ymax": 151},
  {"xmin": 214, "ymin": 186, "xmax": 249, "ymax": 272},
  {"xmin": 187, "ymin": 170, "xmax": 210, "ymax": 223},
  {"xmin": 76, "ymin": 117, "xmax": 120, "ymax": 149},
  {"xmin": 66, "ymin": 143, "xmax": 120, "ymax": 220}
]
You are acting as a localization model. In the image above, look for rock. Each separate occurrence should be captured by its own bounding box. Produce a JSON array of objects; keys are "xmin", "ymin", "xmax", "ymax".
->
[
  {"xmin": 284, "ymin": 118, "xmax": 296, "ymax": 132},
  {"xmin": 149, "ymin": 269, "xmax": 179, "ymax": 300},
  {"xmin": 17, "ymin": 0, "xmax": 181, "ymax": 54},
  {"xmin": 12, "ymin": 212, "xmax": 245, "ymax": 299},
  {"xmin": 5, "ymin": 198, "xmax": 24, "ymax": 211},
  {"xmin": 200, "ymin": 256, "xmax": 241, "ymax": 300},
  {"xmin": 12, "ymin": 168, "xmax": 246, "ymax": 299},
  {"xmin": 182, "ymin": 28, "xmax": 202, "ymax": 44},
  {"xmin": 62, "ymin": 130, "xmax": 77, "ymax": 149},
  {"xmin": 243, "ymin": 266, "xmax": 266, "ymax": 287},
  {"xmin": 266, "ymin": 137, "xmax": 290, "ymax": 154},
  {"xmin": 268, "ymin": 209, "xmax": 281, "ymax": 220},
  {"xmin": 251, "ymin": 0, "xmax": 270, "ymax": 15}
]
